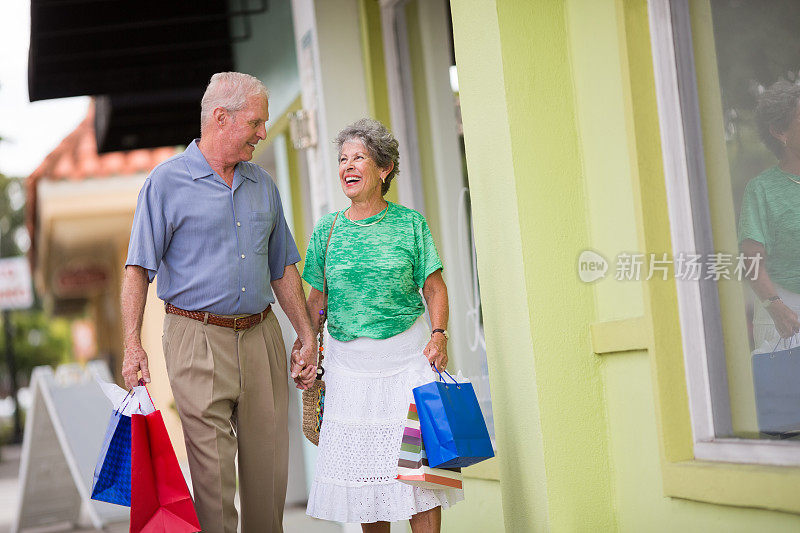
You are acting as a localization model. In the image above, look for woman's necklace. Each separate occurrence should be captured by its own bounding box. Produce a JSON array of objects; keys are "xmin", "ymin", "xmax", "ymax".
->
[
  {"xmin": 344, "ymin": 203, "xmax": 389, "ymax": 227},
  {"xmin": 780, "ymin": 164, "xmax": 800, "ymax": 184}
]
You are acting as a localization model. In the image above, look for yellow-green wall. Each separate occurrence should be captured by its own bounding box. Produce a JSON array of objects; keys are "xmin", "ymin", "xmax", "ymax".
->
[
  {"xmin": 449, "ymin": 0, "xmax": 800, "ymax": 530},
  {"xmin": 451, "ymin": 0, "xmax": 614, "ymax": 530}
]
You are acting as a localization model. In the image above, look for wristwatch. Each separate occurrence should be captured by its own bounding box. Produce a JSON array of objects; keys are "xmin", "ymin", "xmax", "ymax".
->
[
  {"xmin": 761, "ymin": 295, "xmax": 782, "ymax": 308},
  {"xmin": 432, "ymin": 328, "xmax": 449, "ymax": 340}
]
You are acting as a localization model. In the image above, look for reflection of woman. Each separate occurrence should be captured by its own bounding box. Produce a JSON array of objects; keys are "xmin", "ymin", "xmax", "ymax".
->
[
  {"xmin": 740, "ymin": 81, "xmax": 800, "ymax": 344},
  {"xmin": 298, "ymin": 118, "xmax": 462, "ymax": 531}
]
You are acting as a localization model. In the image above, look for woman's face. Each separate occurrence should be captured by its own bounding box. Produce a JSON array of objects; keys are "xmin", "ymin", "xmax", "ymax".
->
[
  {"xmin": 776, "ymin": 101, "xmax": 800, "ymax": 158},
  {"xmin": 338, "ymin": 140, "xmax": 390, "ymax": 203}
]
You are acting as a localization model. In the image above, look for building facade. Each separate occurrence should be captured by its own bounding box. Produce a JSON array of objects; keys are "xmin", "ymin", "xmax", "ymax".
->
[{"xmin": 28, "ymin": 0, "xmax": 800, "ymax": 530}]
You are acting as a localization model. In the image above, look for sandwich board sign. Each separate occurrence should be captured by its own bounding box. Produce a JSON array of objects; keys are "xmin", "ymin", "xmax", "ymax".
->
[
  {"xmin": 0, "ymin": 257, "xmax": 33, "ymax": 310},
  {"xmin": 13, "ymin": 362, "xmax": 128, "ymax": 532}
]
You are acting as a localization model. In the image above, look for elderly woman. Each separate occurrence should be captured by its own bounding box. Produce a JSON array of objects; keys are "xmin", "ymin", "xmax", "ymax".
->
[
  {"xmin": 740, "ymin": 80, "xmax": 800, "ymax": 345},
  {"xmin": 296, "ymin": 118, "xmax": 462, "ymax": 531}
]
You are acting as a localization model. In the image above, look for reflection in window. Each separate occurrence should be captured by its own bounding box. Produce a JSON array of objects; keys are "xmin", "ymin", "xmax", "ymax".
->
[{"xmin": 706, "ymin": 0, "xmax": 800, "ymax": 440}]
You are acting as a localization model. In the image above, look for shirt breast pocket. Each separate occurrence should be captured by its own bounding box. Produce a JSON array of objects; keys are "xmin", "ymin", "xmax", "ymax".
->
[{"xmin": 250, "ymin": 211, "xmax": 275, "ymax": 255}]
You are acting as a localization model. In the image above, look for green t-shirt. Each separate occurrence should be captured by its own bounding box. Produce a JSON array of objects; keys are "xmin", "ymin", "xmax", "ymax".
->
[
  {"xmin": 738, "ymin": 166, "xmax": 800, "ymax": 293},
  {"xmin": 302, "ymin": 202, "xmax": 443, "ymax": 342}
]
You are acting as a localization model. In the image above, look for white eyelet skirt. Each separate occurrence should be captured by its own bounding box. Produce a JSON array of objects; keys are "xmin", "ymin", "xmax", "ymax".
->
[{"xmin": 306, "ymin": 316, "xmax": 464, "ymax": 523}]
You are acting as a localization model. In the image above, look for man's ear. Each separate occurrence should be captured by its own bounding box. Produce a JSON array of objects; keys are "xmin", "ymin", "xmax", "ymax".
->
[{"xmin": 212, "ymin": 107, "xmax": 227, "ymax": 127}]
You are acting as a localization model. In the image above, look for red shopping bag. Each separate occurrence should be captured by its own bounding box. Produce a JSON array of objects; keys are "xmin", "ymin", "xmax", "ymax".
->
[{"xmin": 131, "ymin": 410, "xmax": 201, "ymax": 533}]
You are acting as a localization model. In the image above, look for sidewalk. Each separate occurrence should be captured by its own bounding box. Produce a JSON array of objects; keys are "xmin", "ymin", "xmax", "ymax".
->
[{"xmin": 0, "ymin": 445, "xmax": 341, "ymax": 533}]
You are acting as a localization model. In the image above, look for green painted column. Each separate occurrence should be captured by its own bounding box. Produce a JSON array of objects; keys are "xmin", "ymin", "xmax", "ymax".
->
[{"xmin": 450, "ymin": 0, "xmax": 615, "ymax": 530}]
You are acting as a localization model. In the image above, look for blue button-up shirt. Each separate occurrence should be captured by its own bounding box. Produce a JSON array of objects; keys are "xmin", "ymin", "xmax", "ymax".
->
[{"xmin": 126, "ymin": 140, "xmax": 300, "ymax": 315}]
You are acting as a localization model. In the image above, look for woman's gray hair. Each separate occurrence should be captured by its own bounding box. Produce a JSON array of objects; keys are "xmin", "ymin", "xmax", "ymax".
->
[
  {"xmin": 335, "ymin": 118, "xmax": 399, "ymax": 196},
  {"xmin": 756, "ymin": 80, "xmax": 800, "ymax": 158},
  {"xmin": 200, "ymin": 72, "xmax": 269, "ymax": 134}
]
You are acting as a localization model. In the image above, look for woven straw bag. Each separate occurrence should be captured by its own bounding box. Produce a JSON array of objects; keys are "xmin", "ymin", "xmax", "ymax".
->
[{"xmin": 302, "ymin": 212, "xmax": 339, "ymax": 445}]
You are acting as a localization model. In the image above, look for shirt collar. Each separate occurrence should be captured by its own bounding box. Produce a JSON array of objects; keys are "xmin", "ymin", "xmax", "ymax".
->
[
  {"xmin": 185, "ymin": 139, "xmax": 257, "ymax": 183},
  {"xmin": 184, "ymin": 140, "xmax": 213, "ymax": 180}
]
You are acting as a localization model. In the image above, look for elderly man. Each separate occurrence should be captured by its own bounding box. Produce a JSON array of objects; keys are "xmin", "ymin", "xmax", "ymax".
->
[{"xmin": 121, "ymin": 72, "xmax": 316, "ymax": 533}]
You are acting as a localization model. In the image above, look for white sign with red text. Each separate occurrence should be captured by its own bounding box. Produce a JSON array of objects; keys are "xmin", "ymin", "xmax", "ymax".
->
[{"xmin": 0, "ymin": 257, "xmax": 34, "ymax": 310}]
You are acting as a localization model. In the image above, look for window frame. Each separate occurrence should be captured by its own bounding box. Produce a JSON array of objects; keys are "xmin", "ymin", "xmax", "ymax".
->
[{"xmin": 649, "ymin": 0, "xmax": 800, "ymax": 466}]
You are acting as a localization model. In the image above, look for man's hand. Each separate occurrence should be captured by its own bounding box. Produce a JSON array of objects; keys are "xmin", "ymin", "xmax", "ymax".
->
[
  {"xmin": 122, "ymin": 343, "xmax": 151, "ymax": 389},
  {"xmin": 290, "ymin": 337, "xmax": 318, "ymax": 390},
  {"xmin": 121, "ymin": 265, "xmax": 150, "ymax": 389},
  {"xmin": 271, "ymin": 265, "xmax": 319, "ymax": 389}
]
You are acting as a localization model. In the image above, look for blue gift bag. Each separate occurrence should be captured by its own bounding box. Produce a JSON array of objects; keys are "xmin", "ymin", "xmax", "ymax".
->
[
  {"xmin": 91, "ymin": 395, "xmax": 133, "ymax": 506},
  {"xmin": 412, "ymin": 369, "xmax": 494, "ymax": 468},
  {"xmin": 752, "ymin": 342, "xmax": 800, "ymax": 437}
]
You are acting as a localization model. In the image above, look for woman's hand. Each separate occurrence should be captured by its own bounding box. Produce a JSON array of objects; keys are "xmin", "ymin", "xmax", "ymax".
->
[
  {"xmin": 291, "ymin": 337, "xmax": 318, "ymax": 390},
  {"xmin": 421, "ymin": 270, "xmax": 449, "ymax": 372},
  {"xmin": 766, "ymin": 300, "xmax": 800, "ymax": 339},
  {"xmin": 423, "ymin": 333, "xmax": 448, "ymax": 371}
]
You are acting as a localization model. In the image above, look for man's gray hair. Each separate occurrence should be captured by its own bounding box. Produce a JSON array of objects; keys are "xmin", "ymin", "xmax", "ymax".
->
[
  {"xmin": 756, "ymin": 80, "xmax": 800, "ymax": 158},
  {"xmin": 335, "ymin": 118, "xmax": 400, "ymax": 196},
  {"xmin": 200, "ymin": 72, "xmax": 269, "ymax": 134}
]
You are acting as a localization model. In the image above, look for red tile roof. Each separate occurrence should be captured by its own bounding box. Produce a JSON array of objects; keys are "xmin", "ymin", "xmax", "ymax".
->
[
  {"xmin": 28, "ymin": 105, "xmax": 176, "ymax": 183},
  {"xmin": 26, "ymin": 103, "xmax": 178, "ymax": 266}
]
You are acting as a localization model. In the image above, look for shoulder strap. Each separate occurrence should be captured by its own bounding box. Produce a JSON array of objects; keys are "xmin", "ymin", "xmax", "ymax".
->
[
  {"xmin": 322, "ymin": 211, "xmax": 340, "ymax": 303},
  {"xmin": 317, "ymin": 211, "xmax": 340, "ymax": 368}
]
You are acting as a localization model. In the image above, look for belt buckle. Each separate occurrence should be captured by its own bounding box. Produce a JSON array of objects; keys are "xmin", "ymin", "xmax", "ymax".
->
[{"xmin": 233, "ymin": 316, "xmax": 244, "ymax": 331}]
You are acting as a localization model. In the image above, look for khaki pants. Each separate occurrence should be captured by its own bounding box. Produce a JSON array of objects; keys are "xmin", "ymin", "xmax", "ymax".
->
[{"xmin": 162, "ymin": 310, "xmax": 289, "ymax": 533}]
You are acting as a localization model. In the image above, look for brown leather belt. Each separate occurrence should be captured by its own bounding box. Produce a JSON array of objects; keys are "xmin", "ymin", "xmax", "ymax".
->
[{"xmin": 165, "ymin": 303, "xmax": 271, "ymax": 331}]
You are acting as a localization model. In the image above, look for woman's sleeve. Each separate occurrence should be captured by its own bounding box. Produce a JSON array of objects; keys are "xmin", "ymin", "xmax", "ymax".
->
[
  {"xmin": 413, "ymin": 215, "xmax": 444, "ymax": 288},
  {"xmin": 738, "ymin": 180, "xmax": 770, "ymax": 248},
  {"xmin": 302, "ymin": 217, "xmax": 328, "ymax": 292}
]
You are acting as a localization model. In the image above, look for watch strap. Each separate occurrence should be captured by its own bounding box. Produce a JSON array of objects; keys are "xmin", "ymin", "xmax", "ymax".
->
[{"xmin": 432, "ymin": 328, "xmax": 448, "ymax": 339}]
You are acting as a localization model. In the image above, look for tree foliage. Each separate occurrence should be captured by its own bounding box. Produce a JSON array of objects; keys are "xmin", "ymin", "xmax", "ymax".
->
[
  {"xmin": 0, "ymin": 173, "xmax": 71, "ymax": 394},
  {"xmin": 709, "ymin": 0, "xmax": 800, "ymax": 216},
  {"xmin": 712, "ymin": 0, "xmax": 800, "ymax": 112}
]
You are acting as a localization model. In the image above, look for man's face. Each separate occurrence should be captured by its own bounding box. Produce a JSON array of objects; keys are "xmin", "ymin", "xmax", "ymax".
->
[{"xmin": 224, "ymin": 95, "xmax": 268, "ymax": 163}]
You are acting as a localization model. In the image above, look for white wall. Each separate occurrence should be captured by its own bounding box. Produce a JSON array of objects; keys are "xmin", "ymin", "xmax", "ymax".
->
[{"xmin": 231, "ymin": 0, "xmax": 302, "ymax": 120}]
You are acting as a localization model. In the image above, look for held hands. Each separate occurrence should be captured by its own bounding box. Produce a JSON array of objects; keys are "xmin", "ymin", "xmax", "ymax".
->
[
  {"xmin": 766, "ymin": 301, "xmax": 800, "ymax": 339},
  {"xmin": 122, "ymin": 343, "xmax": 151, "ymax": 390},
  {"xmin": 423, "ymin": 333, "xmax": 448, "ymax": 372},
  {"xmin": 290, "ymin": 337, "xmax": 318, "ymax": 390}
]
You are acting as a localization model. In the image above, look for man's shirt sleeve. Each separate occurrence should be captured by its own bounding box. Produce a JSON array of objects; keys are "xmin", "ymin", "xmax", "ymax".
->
[
  {"xmin": 267, "ymin": 183, "xmax": 301, "ymax": 281},
  {"xmin": 126, "ymin": 177, "xmax": 170, "ymax": 282}
]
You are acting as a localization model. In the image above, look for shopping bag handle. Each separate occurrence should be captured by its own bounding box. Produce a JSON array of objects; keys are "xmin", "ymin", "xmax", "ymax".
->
[
  {"xmin": 770, "ymin": 334, "xmax": 800, "ymax": 357},
  {"xmin": 118, "ymin": 380, "xmax": 156, "ymax": 415},
  {"xmin": 114, "ymin": 388, "xmax": 135, "ymax": 415},
  {"xmin": 137, "ymin": 378, "xmax": 156, "ymax": 408},
  {"xmin": 432, "ymin": 366, "xmax": 460, "ymax": 388}
]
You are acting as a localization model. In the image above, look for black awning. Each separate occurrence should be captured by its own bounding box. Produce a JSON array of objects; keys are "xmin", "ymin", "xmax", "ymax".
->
[
  {"xmin": 27, "ymin": 0, "xmax": 269, "ymax": 151},
  {"xmin": 94, "ymin": 88, "xmax": 202, "ymax": 152},
  {"xmin": 28, "ymin": 0, "xmax": 234, "ymax": 102}
]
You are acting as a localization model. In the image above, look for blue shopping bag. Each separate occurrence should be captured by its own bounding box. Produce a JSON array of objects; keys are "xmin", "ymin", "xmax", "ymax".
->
[
  {"xmin": 412, "ymin": 369, "xmax": 494, "ymax": 468},
  {"xmin": 91, "ymin": 392, "xmax": 133, "ymax": 506},
  {"xmin": 752, "ymin": 341, "xmax": 800, "ymax": 437}
]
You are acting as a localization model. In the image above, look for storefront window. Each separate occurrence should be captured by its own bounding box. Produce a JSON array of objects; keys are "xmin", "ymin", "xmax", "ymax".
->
[{"xmin": 651, "ymin": 0, "xmax": 800, "ymax": 463}]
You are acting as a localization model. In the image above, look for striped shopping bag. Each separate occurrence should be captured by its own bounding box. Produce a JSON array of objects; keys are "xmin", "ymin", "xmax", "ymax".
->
[{"xmin": 396, "ymin": 402, "xmax": 462, "ymax": 490}]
